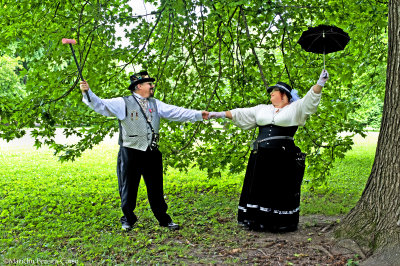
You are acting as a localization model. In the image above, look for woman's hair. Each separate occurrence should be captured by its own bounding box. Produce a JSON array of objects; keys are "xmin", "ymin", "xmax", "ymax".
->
[{"xmin": 278, "ymin": 89, "xmax": 292, "ymax": 101}]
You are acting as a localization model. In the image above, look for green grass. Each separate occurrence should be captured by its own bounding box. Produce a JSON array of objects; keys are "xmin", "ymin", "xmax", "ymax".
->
[
  {"xmin": 0, "ymin": 132, "xmax": 377, "ymax": 264},
  {"xmin": 301, "ymin": 133, "xmax": 378, "ymax": 215}
]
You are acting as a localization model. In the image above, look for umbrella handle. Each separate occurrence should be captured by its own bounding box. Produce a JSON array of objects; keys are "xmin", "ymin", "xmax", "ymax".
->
[{"xmin": 322, "ymin": 54, "xmax": 328, "ymax": 79}]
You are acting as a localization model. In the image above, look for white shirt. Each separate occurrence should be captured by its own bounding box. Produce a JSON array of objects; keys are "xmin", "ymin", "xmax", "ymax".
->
[
  {"xmin": 82, "ymin": 89, "xmax": 203, "ymax": 122},
  {"xmin": 231, "ymin": 88, "xmax": 321, "ymax": 130}
]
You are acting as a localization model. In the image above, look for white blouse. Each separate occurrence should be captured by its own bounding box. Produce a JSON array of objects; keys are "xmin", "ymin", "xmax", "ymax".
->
[{"xmin": 231, "ymin": 88, "xmax": 322, "ymax": 130}]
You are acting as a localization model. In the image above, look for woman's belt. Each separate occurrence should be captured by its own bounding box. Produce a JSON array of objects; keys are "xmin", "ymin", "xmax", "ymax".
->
[{"xmin": 253, "ymin": 136, "xmax": 294, "ymax": 150}]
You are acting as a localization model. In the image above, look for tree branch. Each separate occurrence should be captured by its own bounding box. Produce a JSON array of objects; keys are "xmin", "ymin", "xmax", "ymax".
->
[
  {"xmin": 280, "ymin": 21, "xmax": 293, "ymax": 88},
  {"xmin": 156, "ymin": 12, "xmax": 173, "ymax": 83},
  {"xmin": 240, "ymin": 7, "xmax": 268, "ymax": 89},
  {"xmin": 168, "ymin": 22, "xmax": 224, "ymax": 155},
  {"xmin": 52, "ymin": 2, "xmax": 61, "ymax": 21}
]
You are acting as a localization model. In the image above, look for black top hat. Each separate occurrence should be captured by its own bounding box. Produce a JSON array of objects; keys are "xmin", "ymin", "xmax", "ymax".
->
[
  {"xmin": 267, "ymin": 82, "xmax": 292, "ymax": 99},
  {"xmin": 128, "ymin": 71, "xmax": 155, "ymax": 91}
]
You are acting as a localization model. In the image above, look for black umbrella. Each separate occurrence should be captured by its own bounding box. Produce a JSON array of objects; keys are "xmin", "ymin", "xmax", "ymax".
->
[{"xmin": 297, "ymin": 25, "xmax": 350, "ymax": 69}]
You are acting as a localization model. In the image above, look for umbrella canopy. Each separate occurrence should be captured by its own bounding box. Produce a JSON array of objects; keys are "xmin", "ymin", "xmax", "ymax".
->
[
  {"xmin": 298, "ymin": 24, "xmax": 350, "ymax": 69},
  {"xmin": 297, "ymin": 24, "xmax": 350, "ymax": 54}
]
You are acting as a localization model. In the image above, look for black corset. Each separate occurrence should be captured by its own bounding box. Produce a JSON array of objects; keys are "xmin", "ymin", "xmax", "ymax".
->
[
  {"xmin": 256, "ymin": 125, "xmax": 298, "ymax": 141},
  {"xmin": 252, "ymin": 125, "xmax": 298, "ymax": 150}
]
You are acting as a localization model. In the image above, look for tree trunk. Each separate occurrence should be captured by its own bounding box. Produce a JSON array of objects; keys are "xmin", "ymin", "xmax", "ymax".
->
[{"xmin": 334, "ymin": 0, "xmax": 400, "ymax": 254}]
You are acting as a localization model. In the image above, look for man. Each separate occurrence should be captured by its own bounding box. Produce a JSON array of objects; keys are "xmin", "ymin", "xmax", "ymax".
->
[{"xmin": 80, "ymin": 71, "xmax": 208, "ymax": 231}]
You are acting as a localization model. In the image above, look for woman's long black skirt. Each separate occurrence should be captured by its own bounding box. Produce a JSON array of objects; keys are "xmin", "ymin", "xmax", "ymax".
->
[{"xmin": 237, "ymin": 144, "xmax": 306, "ymax": 232}]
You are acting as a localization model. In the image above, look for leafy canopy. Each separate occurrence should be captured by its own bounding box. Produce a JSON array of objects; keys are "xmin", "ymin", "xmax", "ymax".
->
[
  {"xmin": 0, "ymin": 0, "xmax": 388, "ymax": 185},
  {"xmin": 0, "ymin": 55, "xmax": 26, "ymax": 107}
]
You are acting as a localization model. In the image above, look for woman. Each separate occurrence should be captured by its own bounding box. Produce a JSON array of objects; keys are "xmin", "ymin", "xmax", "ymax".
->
[{"xmin": 209, "ymin": 69, "xmax": 329, "ymax": 232}]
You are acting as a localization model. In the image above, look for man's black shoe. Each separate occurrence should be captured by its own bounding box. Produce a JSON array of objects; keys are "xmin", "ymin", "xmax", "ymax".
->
[
  {"xmin": 121, "ymin": 221, "xmax": 133, "ymax": 231},
  {"xmin": 161, "ymin": 222, "xmax": 180, "ymax": 230},
  {"xmin": 120, "ymin": 216, "xmax": 135, "ymax": 231}
]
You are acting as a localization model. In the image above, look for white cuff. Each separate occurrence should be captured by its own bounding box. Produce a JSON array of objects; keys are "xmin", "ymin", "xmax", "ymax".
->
[{"xmin": 195, "ymin": 111, "xmax": 203, "ymax": 121}]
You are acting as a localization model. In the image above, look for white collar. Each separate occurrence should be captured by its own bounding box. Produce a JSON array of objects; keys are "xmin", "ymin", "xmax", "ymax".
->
[{"xmin": 133, "ymin": 92, "xmax": 146, "ymax": 100}]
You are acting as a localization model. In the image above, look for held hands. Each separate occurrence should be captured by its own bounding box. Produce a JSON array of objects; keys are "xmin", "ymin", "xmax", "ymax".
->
[
  {"xmin": 317, "ymin": 69, "xmax": 329, "ymax": 87},
  {"xmin": 201, "ymin": 111, "xmax": 209, "ymax": 120},
  {"xmin": 201, "ymin": 111, "xmax": 226, "ymax": 120},
  {"xmin": 80, "ymin": 80, "xmax": 90, "ymax": 93}
]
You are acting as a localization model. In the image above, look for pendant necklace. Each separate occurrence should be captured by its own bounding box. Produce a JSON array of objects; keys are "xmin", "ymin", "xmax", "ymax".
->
[{"xmin": 272, "ymin": 107, "xmax": 280, "ymax": 124}]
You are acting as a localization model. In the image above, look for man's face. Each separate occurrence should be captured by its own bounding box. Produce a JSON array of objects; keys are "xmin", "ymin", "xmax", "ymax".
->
[
  {"xmin": 149, "ymin": 85, "xmax": 155, "ymax": 97},
  {"xmin": 136, "ymin": 82, "xmax": 155, "ymax": 98}
]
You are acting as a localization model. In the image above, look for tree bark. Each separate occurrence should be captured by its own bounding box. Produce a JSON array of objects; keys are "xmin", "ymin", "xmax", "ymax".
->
[{"xmin": 334, "ymin": 0, "xmax": 400, "ymax": 254}]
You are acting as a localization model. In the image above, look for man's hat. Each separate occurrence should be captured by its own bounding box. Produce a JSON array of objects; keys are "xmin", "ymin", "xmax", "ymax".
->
[
  {"xmin": 128, "ymin": 71, "xmax": 155, "ymax": 91},
  {"xmin": 267, "ymin": 82, "xmax": 292, "ymax": 99}
]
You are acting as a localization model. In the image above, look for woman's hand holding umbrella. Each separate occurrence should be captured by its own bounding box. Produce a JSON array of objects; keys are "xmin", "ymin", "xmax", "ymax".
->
[
  {"xmin": 313, "ymin": 69, "xmax": 329, "ymax": 94},
  {"xmin": 317, "ymin": 69, "xmax": 329, "ymax": 87}
]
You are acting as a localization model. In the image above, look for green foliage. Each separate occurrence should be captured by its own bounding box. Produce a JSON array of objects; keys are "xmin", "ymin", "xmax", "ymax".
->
[
  {"xmin": 0, "ymin": 55, "xmax": 25, "ymax": 98},
  {"xmin": 0, "ymin": 132, "xmax": 375, "ymax": 264},
  {"xmin": 0, "ymin": 55, "xmax": 26, "ymax": 122},
  {"xmin": 0, "ymin": 0, "xmax": 387, "ymax": 185},
  {"xmin": 349, "ymin": 63, "xmax": 386, "ymax": 130},
  {"xmin": 347, "ymin": 259, "xmax": 360, "ymax": 266}
]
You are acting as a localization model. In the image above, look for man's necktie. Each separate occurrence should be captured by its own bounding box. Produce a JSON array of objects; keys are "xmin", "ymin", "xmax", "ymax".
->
[
  {"xmin": 138, "ymin": 98, "xmax": 151, "ymax": 122},
  {"xmin": 139, "ymin": 98, "xmax": 148, "ymax": 110}
]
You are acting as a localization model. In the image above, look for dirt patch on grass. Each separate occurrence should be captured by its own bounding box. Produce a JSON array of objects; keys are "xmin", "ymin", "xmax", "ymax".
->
[{"xmin": 186, "ymin": 215, "xmax": 363, "ymax": 265}]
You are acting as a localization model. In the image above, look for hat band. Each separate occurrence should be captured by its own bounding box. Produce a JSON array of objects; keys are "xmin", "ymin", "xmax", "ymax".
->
[{"xmin": 273, "ymin": 84, "xmax": 291, "ymax": 95}]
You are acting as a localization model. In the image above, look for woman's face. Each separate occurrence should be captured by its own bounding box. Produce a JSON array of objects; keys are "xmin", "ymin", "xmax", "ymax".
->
[{"xmin": 270, "ymin": 88, "xmax": 289, "ymax": 106}]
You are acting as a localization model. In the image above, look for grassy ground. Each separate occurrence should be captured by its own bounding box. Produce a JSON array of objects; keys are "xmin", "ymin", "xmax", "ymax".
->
[
  {"xmin": 301, "ymin": 133, "xmax": 378, "ymax": 215},
  {"xmin": 0, "ymin": 132, "xmax": 377, "ymax": 264}
]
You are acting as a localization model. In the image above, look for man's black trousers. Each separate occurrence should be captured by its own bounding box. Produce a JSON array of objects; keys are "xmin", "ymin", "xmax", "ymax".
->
[{"xmin": 117, "ymin": 146, "xmax": 172, "ymax": 226}]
